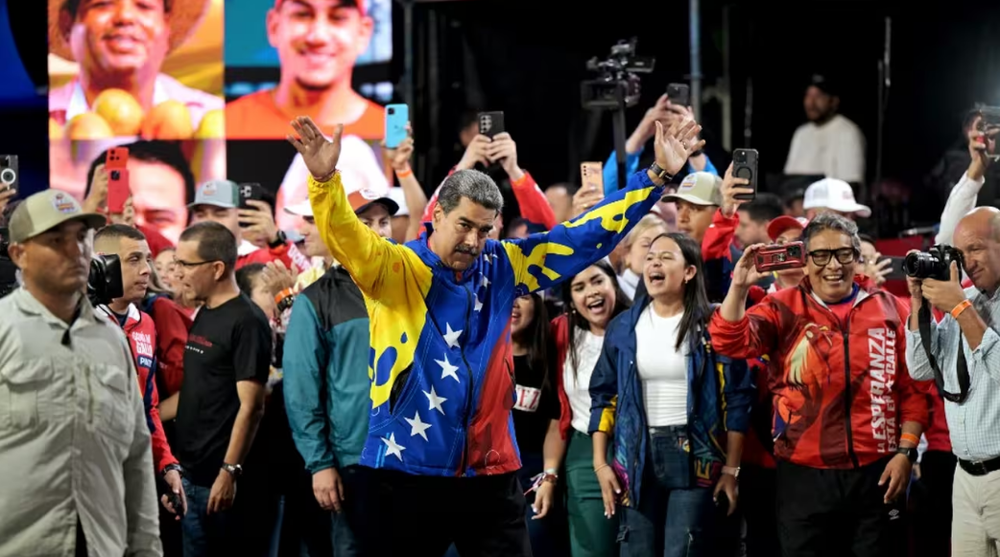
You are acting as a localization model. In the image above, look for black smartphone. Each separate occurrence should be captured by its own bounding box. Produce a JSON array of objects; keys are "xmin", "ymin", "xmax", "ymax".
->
[
  {"xmin": 478, "ymin": 111, "xmax": 505, "ymax": 138},
  {"xmin": 732, "ymin": 148, "xmax": 759, "ymax": 201},
  {"xmin": 667, "ymin": 83, "xmax": 690, "ymax": 107},
  {"xmin": 238, "ymin": 182, "xmax": 265, "ymax": 209},
  {"xmin": 0, "ymin": 155, "xmax": 18, "ymax": 193},
  {"xmin": 884, "ymin": 256, "xmax": 907, "ymax": 281}
]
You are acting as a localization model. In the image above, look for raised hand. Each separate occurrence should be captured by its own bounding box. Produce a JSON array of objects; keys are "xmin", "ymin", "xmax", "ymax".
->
[
  {"xmin": 732, "ymin": 243, "xmax": 769, "ymax": 288},
  {"xmin": 654, "ymin": 119, "xmax": 705, "ymax": 177},
  {"xmin": 720, "ymin": 163, "xmax": 754, "ymax": 219},
  {"xmin": 385, "ymin": 123, "xmax": 414, "ymax": 172},
  {"xmin": 487, "ymin": 132, "xmax": 524, "ymax": 181},
  {"xmin": 287, "ymin": 117, "xmax": 343, "ymax": 182},
  {"xmin": 456, "ymin": 135, "xmax": 491, "ymax": 171}
]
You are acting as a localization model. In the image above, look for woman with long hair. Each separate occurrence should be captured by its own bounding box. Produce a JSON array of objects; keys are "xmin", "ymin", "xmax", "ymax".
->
[
  {"xmin": 536, "ymin": 260, "xmax": 631, "ymax": 557},
  {"xmin": 589, "ymin": 233, "xmax": 753, "ymax": 556}
]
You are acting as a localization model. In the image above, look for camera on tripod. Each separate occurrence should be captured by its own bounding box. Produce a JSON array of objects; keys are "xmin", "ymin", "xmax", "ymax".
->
[
  {"xmin": 581, "ymin": 38, "xmax": 655, "ymax": 109},
  {"xmin": 88, "ymin": 253, "xmax": 124, "ymax": 307},
  {"xmin": 904, "ymin": 244, "xmax": 963, "ymax": 281}
]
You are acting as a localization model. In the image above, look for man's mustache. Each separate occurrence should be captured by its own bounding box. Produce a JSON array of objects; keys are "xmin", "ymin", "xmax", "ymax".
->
[{"xmin": 455, "ymin": 245, "xmax": 479, "ymax": 256}]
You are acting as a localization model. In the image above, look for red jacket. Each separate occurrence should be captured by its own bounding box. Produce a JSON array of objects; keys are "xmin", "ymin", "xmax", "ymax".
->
[
  {"xmin": 421, "ymin": 170, "xmax": 558, "ymax": 231},
  {"xmin": 550, "ymin": 315, "xmax": 574, "ymax": 440},
  {"xmin": 143, "ymin": 295, "xmax": 191, "ymax": 397},
  {"xmin": 136, "ymin": 223, "xmax": 174, "ymax": 258},
  {"xmin": 99, "ymin": 304, "xmax": 179, "ymax": 473},
  {"xmin": 236, "ymin": 242, "xmax": 293, "ymax": 270},
  {"xmin": 709, "ymin": 276, "xmax": 928, "ymax": 470}
]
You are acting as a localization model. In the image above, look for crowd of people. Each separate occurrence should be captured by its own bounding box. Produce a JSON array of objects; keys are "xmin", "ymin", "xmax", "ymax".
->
[{"xmin": 2, "ymin": 70, "xmax": 1000, "ymax": 557}]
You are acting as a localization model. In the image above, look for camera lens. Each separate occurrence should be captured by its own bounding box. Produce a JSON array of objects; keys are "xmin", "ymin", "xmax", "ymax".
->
[
  {"xmin": 0, "ymin": 168, "xmax": 14, "ymax": 184},
  {"xmin": 388, "ymin": 108, "xmax": 395, "ymax": 115},
  {"xmin": 904, "ymin": 252, "xmax": 938, "ymax": 279},
  {"xmin": 787, "ymin": 245, "xmax": 800, "ymax": 257}
]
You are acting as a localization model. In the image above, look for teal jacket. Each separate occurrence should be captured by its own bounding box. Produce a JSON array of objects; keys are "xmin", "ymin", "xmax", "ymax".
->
[{"xmin": 283, "ymin": 266, "xmax": 371, "ymax": 472}]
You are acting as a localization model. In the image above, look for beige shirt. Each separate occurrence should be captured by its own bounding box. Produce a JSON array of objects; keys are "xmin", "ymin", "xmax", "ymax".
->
[{"xmin": 0, "ymin": 289, "xmax": 161, "ymax": 557}]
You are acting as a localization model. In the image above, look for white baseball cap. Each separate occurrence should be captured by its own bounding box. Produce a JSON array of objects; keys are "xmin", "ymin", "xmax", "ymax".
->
[
  {"xmin": 803, "ymin": 178, "xmax": 871, "ymax": 218},
  {"xmin": 386, "ymin": 187, "xmax": 409, "ymax": 217},
  {"xmin": 284, "ymin": 200, "xmax": 313, "ymax": 218}
]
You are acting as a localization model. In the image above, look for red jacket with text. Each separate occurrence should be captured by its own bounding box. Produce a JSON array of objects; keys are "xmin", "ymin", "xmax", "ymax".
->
[
  {"xmin": 708, "ymin": 276, "xmax": 928, "ymax": 470},
  {"xmin": 100, "ymin": 304, "xmax": 179, "ymax": 473}
]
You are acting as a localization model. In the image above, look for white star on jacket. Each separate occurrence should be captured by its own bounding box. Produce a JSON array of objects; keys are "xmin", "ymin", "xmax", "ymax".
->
[
  {"xmin": 382, "ymin": 433, "xmax": 406, "ymax": 461},
  {"xmin": 405, "ymin": 410, "xmax": 432, "ymax": 441},
  {"xmin": 474, "ymin": 296, "xmax": 484, "ymax": 312},
  {"xmin": 436, "ymin": 354, "xmax": 460, "ymax": 382},
  {"xmin": 480, "ymin": 274, "xmax": 490, "ymax": 289},
  {"xmin": 443, "ymin": 322, "xmax": 463, "ymax": 348},
  {"xmin": 424, "ymin": 386, "xmax": 447, "ymax": 414}
]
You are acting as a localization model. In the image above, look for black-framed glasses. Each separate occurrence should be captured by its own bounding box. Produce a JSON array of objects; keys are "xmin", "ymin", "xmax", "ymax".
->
[
  {"xmin": 173, "ymin": 258, "xmax": 219, "ymax": 269},
  {"xmin": 807, "ymin": 248, "xmax": 858, "ymax": 267}
]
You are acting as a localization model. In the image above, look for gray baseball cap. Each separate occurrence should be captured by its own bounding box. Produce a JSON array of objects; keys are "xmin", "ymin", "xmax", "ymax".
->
[
  {"xmin": 188, "ymin": 179, "xmax": 240, "ymax": 209},
  {"xmin": 8, "ymin": 189, "xmax": 106, "ymax": 244},
  {"xmin": 661, "ymin": 172, "xmax": 723, "ymax": 206}
]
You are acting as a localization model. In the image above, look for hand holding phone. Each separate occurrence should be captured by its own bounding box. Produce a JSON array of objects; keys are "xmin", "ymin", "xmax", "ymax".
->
[
  {"xmin": 478, "ymin": 111, "xmax": 505, "ymax": 139},
  {"xmin": 754, "ymin": 241, "xmax": 806, "ymax": 273},
  {"xmin": 105, "ymin": 148, "xmax": 130, "ymax": 214},
  {"xmin": 580, "ymin": 162, "xmax": 604, "ymax": 198},
  {"xmin": 0, "ymin": 155, "xmax": 18, "ymax": 194}
]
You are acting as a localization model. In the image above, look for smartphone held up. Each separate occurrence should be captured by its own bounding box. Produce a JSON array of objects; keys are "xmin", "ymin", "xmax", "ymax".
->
[
  {"xmin": 754, "ymin": 241, "xmax": 806, "ymax": 273},
  {"xmin": 105, "ymin": 147, "xmax": 130, "ymax": 214},
  {"xmin": 384, "ymin": 104, "xmax": 409, "ymax": 149}
]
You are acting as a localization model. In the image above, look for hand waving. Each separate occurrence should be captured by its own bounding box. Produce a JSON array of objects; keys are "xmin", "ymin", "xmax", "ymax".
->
[
  {"xmin": 288, "ymin": 117, "xmax": 343, "ymax": 182},
  {"xmin": 654, "ymin": 120, "xmax": 705, "ymax": 177}
]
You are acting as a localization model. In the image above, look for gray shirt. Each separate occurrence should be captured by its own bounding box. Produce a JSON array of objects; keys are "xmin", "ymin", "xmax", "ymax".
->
[
  {"xmin": 905, "ymin": 286, "xmax": 1000, "ymax": 462},
  {"xmin": 0, "ymin": 288, "xmax": 161, "ymax": 557}
]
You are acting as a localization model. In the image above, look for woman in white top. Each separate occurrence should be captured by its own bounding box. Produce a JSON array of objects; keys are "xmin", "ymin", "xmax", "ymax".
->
[
  {"xmin": 616, "ymin": 214, "xmax": 669, "ymax": 301},
  {"xmin": 589, "ymin": 232, "xmax": 753, "ymax": 557},
  {"xmin": 540, "ymin": 260, "xmax": 631, "ymax": 557}
]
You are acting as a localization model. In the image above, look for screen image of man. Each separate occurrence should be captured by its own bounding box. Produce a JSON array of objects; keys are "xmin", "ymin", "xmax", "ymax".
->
[
  {"xmin": 225, "ymin": 0, "xmax": 384, "ymax": 140},
  {"xmin": 48, "ymin": 0, "xmax": 224, "ymax": 138}
]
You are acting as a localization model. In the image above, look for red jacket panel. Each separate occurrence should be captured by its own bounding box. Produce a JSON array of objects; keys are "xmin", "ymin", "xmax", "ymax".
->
[
  {"xmin": 236, "ymin": 242, "xmax": 293, "ymax": 270},
  {"xmin": 100, "ymin": 304, "xmax": 179, "ymax": 473},
  {"xmin": 708, "ymin": 276, "xmax": 929, "ymax": 470},
  {"xmin": 550, "ymin": 315, "xmax": 574, "ymax": 440},
  {"xmin": 421, "ymin": 170, "xmax": 557, "ymax": 231},
  {"xmin": 144, "ymin": 295, "xmax": 191, "ymax": 398}
]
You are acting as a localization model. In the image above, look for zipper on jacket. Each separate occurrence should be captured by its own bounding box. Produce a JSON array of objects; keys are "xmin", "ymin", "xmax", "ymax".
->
[{"xmin": 455, "ymin": 279, "xmax": 476, "ymax": 475}]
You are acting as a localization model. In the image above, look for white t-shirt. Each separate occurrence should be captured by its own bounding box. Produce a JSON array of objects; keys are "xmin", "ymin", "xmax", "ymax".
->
[
  {"xmin": 635, "ymin": 305, "xmax": 689, "ymax": 427},
  {"xmin": 618, "ymin": 268, "xmax": 641, "ymax": 301},
  {"xmin": 784, "ymin": 114, "xmax": 866, "ymax": 184},
  {"xmin": 563, "ymin": 328, "xmax": 605, "ymax": 434}
]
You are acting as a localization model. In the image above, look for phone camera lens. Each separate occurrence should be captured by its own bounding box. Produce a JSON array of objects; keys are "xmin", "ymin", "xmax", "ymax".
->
[
  {"xmin": 388, "ymin": 108, "xmax": 395, "ymax": 115},
  {"xmin": 788, "ymin": 246, "xmax": 800, "ymax": 257},
  {"xmin": 110, "ymin": 170, "xmax": 120, "ymax": 180}
]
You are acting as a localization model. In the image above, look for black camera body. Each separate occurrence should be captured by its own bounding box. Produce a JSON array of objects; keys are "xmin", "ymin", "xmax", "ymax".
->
[
  {"xmin": 904, "ymin": 244, "xmax": 963, "ymax": 281},
  {"xmin": 88, "ymin": 253, "xmax": 124, "ymax": 307},
  {"xmin": 581, "ymin": 38, "xmax": 655, "ymax": 110}
]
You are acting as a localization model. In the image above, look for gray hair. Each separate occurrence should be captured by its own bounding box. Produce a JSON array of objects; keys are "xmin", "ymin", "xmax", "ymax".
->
[
  {"xmin": 801, "ymin": 212, "xmax": 862, "ymax": 253},
  {"xmin": 437, "ymin": 170, "xmax": 504, "ymax": 215}
]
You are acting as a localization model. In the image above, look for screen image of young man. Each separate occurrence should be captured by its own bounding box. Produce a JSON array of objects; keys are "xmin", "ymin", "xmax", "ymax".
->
[
  {"xmin": 225, "ymin": 0, "xmax": 384, "ymax": 140},
  {"xmin": 48, "ymin": 0, "xmax": 224, "ymax": 139}
]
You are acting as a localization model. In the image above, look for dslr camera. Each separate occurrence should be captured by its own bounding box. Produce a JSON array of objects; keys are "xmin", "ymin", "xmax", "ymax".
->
[
  {"xmin": 904, "ymin": 244, "xmax": 963, "ymax": 281},
  {"xmin": 88, "ymin": 253, "xmax": 124, "ymax": 306}
]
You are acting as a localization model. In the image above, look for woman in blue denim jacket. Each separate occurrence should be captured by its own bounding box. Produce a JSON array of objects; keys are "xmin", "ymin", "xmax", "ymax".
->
[{"xmin": 589, "ymin": 232, "xmax": 753, "ymax": 557}]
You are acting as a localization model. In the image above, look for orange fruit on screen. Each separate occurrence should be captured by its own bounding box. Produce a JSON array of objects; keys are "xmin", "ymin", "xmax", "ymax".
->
[
  {"xmin": 67, "ymin": 112, "xmax": 114, "ymax": 140},
  {"xmin": 194, "ymin": 109, "xmax": 225, "ymax": 139},
  {"xmin": 141, "ymin": 100, "xmax": 193, "ymax": 140},
  {"xmin": 49, "ymin": 117, "xmax": 64, "ymax": 140},
  {"xmin": 93, "ymin": 88, "xmax": 144, "ymax": 136}
]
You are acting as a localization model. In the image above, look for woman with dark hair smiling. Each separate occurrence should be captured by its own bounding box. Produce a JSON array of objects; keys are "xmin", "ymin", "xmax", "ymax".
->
[
  {"xmin": 588, "ymin": 232, "xmax": 752, "ymax": 556},
  {"xmin": 537, "ymin": 260, "xmax": 631, "ymax": 557}
]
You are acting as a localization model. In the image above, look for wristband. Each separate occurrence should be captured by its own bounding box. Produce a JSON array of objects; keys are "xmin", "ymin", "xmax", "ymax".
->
[
  {"xmin": 396, "ymin": 167, "xmax": 413, "ymax": 179},
  {"xmin": 900, "ymin": 433, "xmax": 920, "ymax": 446},
  {"xmin": 274, "ymin": 287, "xmax": 295, "ymax": 306},
  {"xmin": 951, "ymin": 299, "xmax": 972, "ymax": 319},
  {"xmin": 511, "ymin": 171, "xmax": 530, "ymax": 188}
]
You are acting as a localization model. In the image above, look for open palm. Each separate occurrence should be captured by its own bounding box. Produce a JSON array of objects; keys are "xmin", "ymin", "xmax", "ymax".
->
[
  {"xmin": 653, "ymin": 119, "xmax": 705, "ymax": 177},
  {"xmin": 287, "ymin": 117, "xmax": 343, "ymax": 181}
]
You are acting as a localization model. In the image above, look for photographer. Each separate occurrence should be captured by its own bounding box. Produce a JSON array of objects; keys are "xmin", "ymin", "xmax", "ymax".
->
[
  {"xmin": 905, "ymin": 206, "xmax": 1000, "ymax": 555},
  {"xmin": 708, "ymin": 213, "xmax": 927, "ymax": 557}
]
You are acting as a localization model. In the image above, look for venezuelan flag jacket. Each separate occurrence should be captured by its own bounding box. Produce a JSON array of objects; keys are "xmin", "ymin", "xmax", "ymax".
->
[{"xmin": 309, "ymin": 170, "xmax": 665, "ymax": 477}]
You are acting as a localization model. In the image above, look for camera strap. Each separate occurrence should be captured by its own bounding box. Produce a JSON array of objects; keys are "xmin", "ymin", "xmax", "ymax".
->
[{"xmin": 919, "ymin": 298, "xmax": 970, "ymax": 403}]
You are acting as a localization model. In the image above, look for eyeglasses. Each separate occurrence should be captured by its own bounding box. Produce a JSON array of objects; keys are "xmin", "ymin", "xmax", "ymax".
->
[
  {"xmin": 173, "ymin": 258, "xmax": 219, "ymax": 269},
  {"xmin": 807, "ymin": 248, "xmax": 858, "ymax": 267}
]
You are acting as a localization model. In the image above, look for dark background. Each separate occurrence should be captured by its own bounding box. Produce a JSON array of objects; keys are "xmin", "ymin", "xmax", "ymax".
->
[{"xmin": 3, "ymin": 0, "xmax": 1000, "ymax": 230}]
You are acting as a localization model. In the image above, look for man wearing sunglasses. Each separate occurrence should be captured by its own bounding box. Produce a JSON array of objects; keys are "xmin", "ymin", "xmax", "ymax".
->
[{"xmin": 708, "ymin": 212, "xmax": 928, "ymax": 557}]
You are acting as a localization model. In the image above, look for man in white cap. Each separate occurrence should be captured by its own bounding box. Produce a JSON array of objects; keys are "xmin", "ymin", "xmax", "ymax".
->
[
  {"xmin": 0, "ymin": 190, "xmax": 161, "ymax": 556},
  {"xmin": 48, "ymin": 0, "xmax": 223, "ymax": 130},
  {"xmin": 802, "ymin": 177, "xmax": 872, "ymax": 220}
]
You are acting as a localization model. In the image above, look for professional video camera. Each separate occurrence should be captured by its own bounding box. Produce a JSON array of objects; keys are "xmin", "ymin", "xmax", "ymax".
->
[
  {"xmin": 88, "ymin": 253, "xmax": 123, "ymax": 307},
  {"xmin": 904, "ymin": 244, "xmax": 963, "ymax": 281},
  {"xmin": 581, "ymin": 38, "xmax": 654, "ymax": 110}
]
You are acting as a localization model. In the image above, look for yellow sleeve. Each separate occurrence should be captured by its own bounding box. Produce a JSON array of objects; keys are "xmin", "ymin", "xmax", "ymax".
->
[{"xmin": 308, "ymin": 173, "xmax": 404, "ymax": 298}]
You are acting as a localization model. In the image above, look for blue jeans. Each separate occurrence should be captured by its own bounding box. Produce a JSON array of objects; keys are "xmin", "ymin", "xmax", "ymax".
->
[
  {"xmin": 180, "ymin": 478, "xmax": 234, "ymax": 557},
  {"xmin": 329, "ymin": 466, "xmax": 364, "ymax": 557},
  {"xmin": 619, "ymin": 426, "xmax": 718, "ymax": 557}
]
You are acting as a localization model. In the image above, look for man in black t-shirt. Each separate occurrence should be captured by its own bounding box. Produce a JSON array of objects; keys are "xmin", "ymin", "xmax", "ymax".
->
[{"xmin": 173, "ymin": 221, "xmax": 271, "ymax": 557}]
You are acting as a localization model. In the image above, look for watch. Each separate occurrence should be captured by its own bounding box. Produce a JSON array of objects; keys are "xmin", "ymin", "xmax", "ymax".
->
[
  {"xmin": 221, "ymin": 463, "xmax": 243, "ymax": 478},
  {"xmin": 268, "ymin": 230, "xmax": 287, "ymax": 249},
  {"xmin": 896, "ymin": 447, "xmax": 918, "ymax": 463},
  {"xmin": 161, "ymin": 463, "xmax": 184, "ymax": 478},
  {"xmin": 721, "ymin": 465, "xmax": 740, "ymax": 479},
  {"xmin": 648, "ymin": 162, "xmax": 673, "ymax": 183}
]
